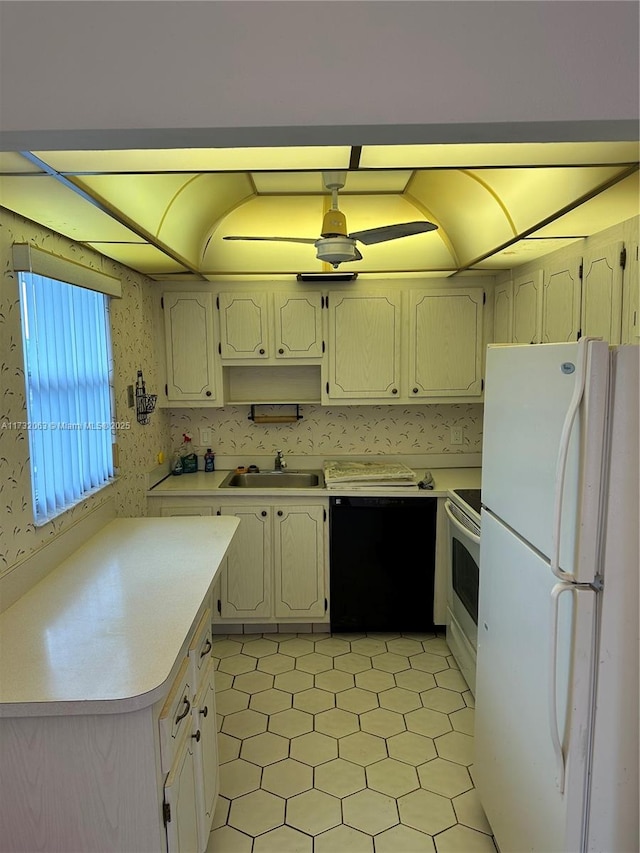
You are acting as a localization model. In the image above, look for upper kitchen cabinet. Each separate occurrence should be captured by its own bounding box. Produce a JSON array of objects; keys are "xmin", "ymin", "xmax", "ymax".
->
[
  {"xmin": 581, "ymin": 242, "xmax": 625, "ymax": 345},
  {"xmin": 512, "ymin": 271, "xmax": 543, "ymax": 344},
  {"xmin": 218, "ymin": 291, "xmax": 323, "ymax": 361},
  {"xmin": 496, "ymin": 218, "xmax": 639, "ymax": 347},
  {"xmin": 622, "ymin": 242, "xmax": 639, "ymax": 345},
  {"xmin": 541, "ymin": 256, "xmax": 582, "ymax": 343},
  {"xmin": 493, "ymin": 280, "xmax": 513, "ymax": 344},
  {"xmin": 162, "ymin": 291, "xmax": 223, "ymax": 406},
  {"xmin": 218, "ymin": 291, "xmax": 269, "ymax": 359},
  {"xmin": 273, "ymin": 292, "xmax": 323, "ymax": 358},
  {"xmin": 325, "ymin": 291, "xmax": 402, "ymax": 401},
  {"xmin": 408, "ymin": 288, "xmax": 484, "ymax": 398}
]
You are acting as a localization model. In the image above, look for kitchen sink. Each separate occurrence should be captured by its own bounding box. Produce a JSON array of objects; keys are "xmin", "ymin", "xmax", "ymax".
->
[{"xmin": 219, "ymin": 470, "xmax": 324, "ymax": 489}]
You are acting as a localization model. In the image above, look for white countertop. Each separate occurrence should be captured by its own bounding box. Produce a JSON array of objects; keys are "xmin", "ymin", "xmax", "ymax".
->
[
  {"xmin": 0, "ymin": 517, "xmax": 239, "ymax": 717},
  {"xmin": 147, "ymin": 467, "xmax": 481, "ymax": 499}
]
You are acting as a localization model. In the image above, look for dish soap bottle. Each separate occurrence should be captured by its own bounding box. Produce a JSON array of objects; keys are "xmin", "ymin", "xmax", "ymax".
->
[{"xmin": 204, "ymin": 448, "xmax": 215, "ymax": 472}]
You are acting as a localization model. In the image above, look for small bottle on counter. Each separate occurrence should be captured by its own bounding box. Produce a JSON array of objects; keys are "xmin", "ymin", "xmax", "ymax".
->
[
  {"xmin": 172, "ymin": 451, "xmax": 183, "ymax": 476},
  {"xmin": 204, "ymin": 449, "xmax": 215, "ymax": 472}
]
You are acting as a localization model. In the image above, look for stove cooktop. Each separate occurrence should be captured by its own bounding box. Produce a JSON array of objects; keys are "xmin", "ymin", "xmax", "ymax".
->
[{"xmin": 451, "ymin": 488, "xmax": 482, "ymax": 515}]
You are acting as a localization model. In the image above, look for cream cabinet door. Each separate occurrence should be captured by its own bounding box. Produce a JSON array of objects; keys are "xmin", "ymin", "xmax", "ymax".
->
[
  {"xmin": 164, "ymin": 729, "xmax": 200, "ymax": 853},
  {"xmin": 274, "ymin": 292, "xmax": 323, "ymax": 358},
  {"xmin": 217, "ymin": 505, "xmax": 272, "ymax": 619},
  {"xmin": 193, "ymin": 662, "xmax": 219, "ymax": 851},
  {"xmin": 493, "ymin": 281, "xmax": 513, "ymax": 343},
  {"xmin": 218, "ymin": 292, "xmax": 269, "ymax": 359},
  {"xmin": 541, "ymin": 257, "xmax": 582, "ymax": 343},
  {"xmin": 622, "ymin": 242, "xmax": 639, "ymax": 344},
  {"xmin": 512, "ymin": 271, "xmax": 543, "ymax": 344},
  {"xmin": 163, "ymin": 292, "xmax": 220, "ymax": 403},
  {"xmin": 327, "ymin": 291, "xmax": 401, "ymax": 399},
  {"xmin": 274, "ymin": 505, "xmax": 326, "ymax": 620},
  {"xmin": 581, "ymin": 242, "xmax": 625, "ymax": 344},
  {"xmin": 408, "ymin": 289, "xmax": 484, "ymax": 397}
]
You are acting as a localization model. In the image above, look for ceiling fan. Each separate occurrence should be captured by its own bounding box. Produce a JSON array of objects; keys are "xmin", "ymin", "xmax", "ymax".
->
[{"xmin": 223, "ymin": 171, "xmax": 438, "ymax": 267}]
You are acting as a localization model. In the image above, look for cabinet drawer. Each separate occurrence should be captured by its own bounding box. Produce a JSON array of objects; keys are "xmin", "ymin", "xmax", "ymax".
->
[
  {"xmin": 189, "ymin": 608, "xmax": 213, "ymax": 695},
  {"xmin": 159, "ymin": 657, "xmax": 195, "ymax": 773}
]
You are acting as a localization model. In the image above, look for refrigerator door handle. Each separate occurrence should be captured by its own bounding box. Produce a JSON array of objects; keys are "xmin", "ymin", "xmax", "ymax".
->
[
  {"xmin": 548, "ymin": 581, "xmax": 574, "ymax": 794},
  {"xmin": 551, "ymin": 337, "xmax": 590, "ymax": 583}
]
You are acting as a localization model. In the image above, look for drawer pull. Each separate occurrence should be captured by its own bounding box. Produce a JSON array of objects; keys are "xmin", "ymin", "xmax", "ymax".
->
[
  {"xmin": 192, "ymin": 729, "xmax": 201, "ymax": 742},
  {"xmin": 200, "ymin": 639, "xmax": 212, "ymax": 658},
  {"xmin": 200, "ymin": 706, "xmax": 209, "ymax": 718},
  {"xmin": 175, "ymin": 697, "xmax": 191, "ymax": 724}
]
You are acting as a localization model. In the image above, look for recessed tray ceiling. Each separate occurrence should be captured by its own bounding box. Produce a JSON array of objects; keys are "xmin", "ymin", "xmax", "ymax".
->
[{"xmin": 0, "ymin": 142, "xmax": 637, "ymax": 279}]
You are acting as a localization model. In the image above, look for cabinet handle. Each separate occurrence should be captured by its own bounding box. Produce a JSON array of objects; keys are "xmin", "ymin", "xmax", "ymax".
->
[
  {"xmin": 200, "ymin": 639, "xmax": 212, "ymax": 658},
  {"xmin": 205, "ymin": 390, "xmax": 212, "ymax": 397},
  {"xmin": 200, "ymin": 706, "xmax": 209, "ymax": 718},
  {"xmin": 175, "ymin": 697, "xmax": 191, "ymax": 724},
  {"xmin": 391, "ymin": 388, "xmax": 398, "ymax": 395},
  {"xmin": 261, "ymin": 511, "xmax": 267, "ymax": 517},
  {"xmin": 412, "ymin": 388, "xmax": 419, "ymax": 394},
  {"xmin": 277, "ymin": 510, "xmax": 283, "ymax": 517},
  {"xmin": 259, "ymin": 348, "xmax": 266, "ymax": 355},
  {"xmin": 278, "ymin": 348, "xmax": 284, "ymax": 354},
  {"xmin": 192, "ymin": 730, "xmax": 201, "ymax": 742}
]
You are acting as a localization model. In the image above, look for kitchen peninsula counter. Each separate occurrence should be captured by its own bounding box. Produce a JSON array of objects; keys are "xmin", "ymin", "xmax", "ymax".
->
[{"xmin": 0, "ymin": 516, "xmax": 239, "ymax": 717}]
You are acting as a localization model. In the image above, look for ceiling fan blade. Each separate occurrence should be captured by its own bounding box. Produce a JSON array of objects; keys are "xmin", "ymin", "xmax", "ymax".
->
[
  {"xmin": 349, "ymin": 221, "xmax": 438, "ymax": 246},
  {"xmin": 223, "ymin": 235, "xmax": 317, "ymax": 244}
]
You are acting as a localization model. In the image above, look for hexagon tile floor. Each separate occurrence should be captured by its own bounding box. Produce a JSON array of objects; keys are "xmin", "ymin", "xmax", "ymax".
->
[{"xmin": 207, "ymin": 631, "xmax": 496, "ymax": 853}]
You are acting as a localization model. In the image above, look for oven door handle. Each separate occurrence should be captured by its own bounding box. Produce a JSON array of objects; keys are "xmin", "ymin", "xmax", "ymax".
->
[{"xmin": 444, "ymin": 500, "xmax": 481, "ymax": 545}]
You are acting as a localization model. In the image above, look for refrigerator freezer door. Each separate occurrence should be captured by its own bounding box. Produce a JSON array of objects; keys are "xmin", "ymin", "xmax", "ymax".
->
[
  {"xmin": 586, "ymin": 346, "xmax": 639, "ymax": 852},
  {"xmin": 482, "ymin": 341, "xmax": 609, "ymax": 578},
  {"xmin": 475, "ymin": 511, "xmax": 596, "ymax": 853}
]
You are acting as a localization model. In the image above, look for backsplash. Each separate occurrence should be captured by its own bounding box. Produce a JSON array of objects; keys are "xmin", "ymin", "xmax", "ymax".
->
[
  {"xmin": 169, "ymin": 403, "xmax": 483, "ymax": 459},
  {"xmin": 0, "ymin": 208, "xmax": 172, "ymax": 577}
]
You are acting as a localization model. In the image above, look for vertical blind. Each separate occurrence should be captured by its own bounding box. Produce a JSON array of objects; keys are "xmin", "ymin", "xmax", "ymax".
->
[{"xmin": 18, "ymin": 272, "xmax": 115, "ymax": 525}]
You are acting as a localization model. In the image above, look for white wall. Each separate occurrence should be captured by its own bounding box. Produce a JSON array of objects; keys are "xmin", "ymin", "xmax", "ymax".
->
[{"xmin": 0, "ymin": 1, "xmax": 638, "ymax": 150}]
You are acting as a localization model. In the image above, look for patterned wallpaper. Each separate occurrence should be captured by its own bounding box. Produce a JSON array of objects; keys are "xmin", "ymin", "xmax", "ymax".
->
[
  {"xmin": 168, "ymin": 403, "xmax": 483, "ymax": 459},
  {"xmin": 0, "ymin": 208, "xmax": 172, "ymax": 577}
]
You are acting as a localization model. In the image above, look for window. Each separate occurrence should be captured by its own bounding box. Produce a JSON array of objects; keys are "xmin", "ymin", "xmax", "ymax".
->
[{"xmin": 18, "ymin": 271, "xmax": 115, "ymax": 525}]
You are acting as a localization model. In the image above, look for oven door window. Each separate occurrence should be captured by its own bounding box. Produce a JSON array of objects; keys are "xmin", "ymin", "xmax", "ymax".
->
[{"xmin": 452, "ymin": 538, "xmax": 479, "ymax": 625}]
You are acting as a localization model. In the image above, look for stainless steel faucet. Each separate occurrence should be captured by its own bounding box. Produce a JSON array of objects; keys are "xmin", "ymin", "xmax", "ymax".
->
[{"xmin": 274, "ymin": 449, "xmax": 287, "ymax": 471}]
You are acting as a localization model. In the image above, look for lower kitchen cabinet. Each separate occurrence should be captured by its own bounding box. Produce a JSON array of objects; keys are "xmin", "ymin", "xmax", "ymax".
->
[
  {"xmin": 0, "ymin": 518, "xmax": 237, "ymax": 853},
  {"xmin": 216, "ymin": 504, "xmax": 272, "ymax": 620},
  {"xmin": 215, "ymin": 501, "xmax": 327, "ymax": 624},
  {"xmin": 163, "ymin": 720, "xmax": 200, "ymax": 853},
  {"xmin": 1, "ymin": 604, "xmax": 221, "ymax": 853},
  {"xmin": 160, "ymin": 609, "xmax": 219, "ymax": 853}
]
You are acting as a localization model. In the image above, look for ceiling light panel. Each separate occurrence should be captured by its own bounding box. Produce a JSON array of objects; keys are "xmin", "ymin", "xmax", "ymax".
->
[
  {"xmin": 473, "ymin": 238, "xmax": 584, "ymax": 269},
  {"xmin": 32, "ymin": 147, "xmax": 351, "ymax": 174},
  {"xmin": 360, "ymin": 142, "xmax": 640, "ymax": 169},
  {"xmin": 79, "ymin": 172, "xmax": 254, "ymax": 266},
  {"xmin": 408, "ymin": 170, "xmax": 516, "ymax": 266},
  {"xmin": 251, "ymin": 171, "xmax": 414, "ymax": 194},
  {"xmin": 532, "ymin": 173, "xmax": 640, "ymax": 238},
  {"xmin": 0, "ymin": 175, "xmax": 144, "ymax": 242},
  {"xmin": 0, "ymin": 152, "xmax": 45, "ymax": 173},
  {"xmin": 85, "ymin": 243, "xmax": 189, "ymax": 274},
  {"xmin": 475, "ymin": 166, "xmax": 627, "ymax": 234}
]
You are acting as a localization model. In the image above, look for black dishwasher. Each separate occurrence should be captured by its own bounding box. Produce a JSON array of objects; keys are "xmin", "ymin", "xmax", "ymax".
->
[{"xmin": 329, "ymin": 496, "xmax": 437, "ymax": 633}]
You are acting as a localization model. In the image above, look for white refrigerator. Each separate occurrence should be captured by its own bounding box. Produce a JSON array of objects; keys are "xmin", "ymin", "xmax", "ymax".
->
[{"xmin": 475, "ymin": 340, "xmax": 639, "ymax": 853}]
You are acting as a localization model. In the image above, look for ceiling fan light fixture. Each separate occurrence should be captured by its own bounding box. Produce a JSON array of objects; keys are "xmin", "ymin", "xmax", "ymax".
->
[{"xmin": 314, "ymin": 236, "xmax": 360, "ymax": 267}]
